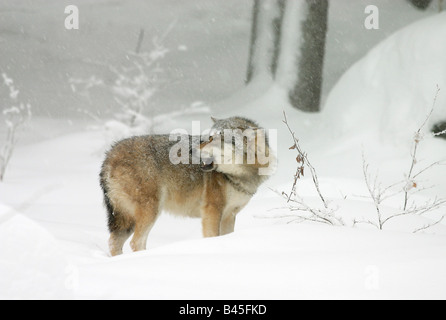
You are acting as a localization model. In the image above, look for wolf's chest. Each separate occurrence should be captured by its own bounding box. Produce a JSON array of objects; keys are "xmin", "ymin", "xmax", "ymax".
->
[{"xmin": 223, "ymin": 183, "xmax": 252, "ymax": 215}]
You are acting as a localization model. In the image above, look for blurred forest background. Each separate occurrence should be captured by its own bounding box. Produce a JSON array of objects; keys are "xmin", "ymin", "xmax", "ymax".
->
[{"xmin": 0, "ymin": 0, "xmax": 442, "ymax": 123}]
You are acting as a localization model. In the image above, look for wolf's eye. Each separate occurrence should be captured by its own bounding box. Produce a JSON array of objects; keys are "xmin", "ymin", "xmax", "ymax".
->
[{"xmin": 200, "ymin": 135, "xmax": 213, "ymax": 144}]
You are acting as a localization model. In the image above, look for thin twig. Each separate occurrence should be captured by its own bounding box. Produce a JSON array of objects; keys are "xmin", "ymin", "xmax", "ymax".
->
[
  {"xmin": 273, "ymin": 113, "xmax": 343, "ymax": 226},
  {"xmin": 413, "ymin": 215, "xmax": 445, "ymax": 233},
  {"xmin": 413, "ymin": 160, "xmax": 446, "ymax": 180},
  {"xmin": 404, "ymin": 85, "xmax": 441, "ymax": 210},
  {"xmin": 362, "ymin": 151, "xmax": 384, "ymax": 229},
  {"xmin": 282, "ymin": 111, "xmax": 328, "ymax": 208}
]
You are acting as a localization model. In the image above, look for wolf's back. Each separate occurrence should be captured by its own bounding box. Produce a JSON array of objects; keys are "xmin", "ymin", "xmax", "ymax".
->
[{"xmin": 100, "ymin": 134, "xmax": 205, "ymax": 232}]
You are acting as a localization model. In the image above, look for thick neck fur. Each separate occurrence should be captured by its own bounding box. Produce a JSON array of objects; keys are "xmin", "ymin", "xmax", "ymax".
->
[{"xmin": 218, "ymin": 166, "xmax": 268, "ymax": 196}]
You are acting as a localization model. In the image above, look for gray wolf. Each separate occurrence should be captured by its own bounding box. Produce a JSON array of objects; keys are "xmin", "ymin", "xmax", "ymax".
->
[{"xmin": 100, "ymin": 116, "xmax": 275, "ymax": 256}]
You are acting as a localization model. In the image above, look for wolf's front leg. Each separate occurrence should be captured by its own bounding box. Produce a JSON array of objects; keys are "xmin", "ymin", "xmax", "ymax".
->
[
  {"xmin": 220, "ymin": 214, "xmax": 236, "ymax": 236},
  {"xmin": 201, "ymin": 173, "xmax": 226, "ymax": 237},
  {"xmin": 201, "ymin": 204, "xmax": 222, "ymax": 237}
]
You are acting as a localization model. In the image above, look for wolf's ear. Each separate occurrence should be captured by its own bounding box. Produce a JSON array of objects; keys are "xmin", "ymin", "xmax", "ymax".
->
[{"xmin": 211, "ymin": 116, "xmax": 219, "ymax": 123}]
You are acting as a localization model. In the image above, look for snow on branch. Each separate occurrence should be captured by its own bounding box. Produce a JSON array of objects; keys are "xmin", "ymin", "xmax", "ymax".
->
[
  {"xmin": 69, "ymin": 24, "xmax": 207, "ymax": 143},
  {"xmin": 0, "ymin": 73, "xmax": 31, "ymax": 182},
  {"xmin": 272, "ymin": 89, "xmax": 444, "ymax": 233},
  {"xmin": 358, "ymin": 86, "xmax": 446, "ymax": 232}
]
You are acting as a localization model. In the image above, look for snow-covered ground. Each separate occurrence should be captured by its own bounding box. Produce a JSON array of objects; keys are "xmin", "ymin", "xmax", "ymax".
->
[
  {"xmin": 1, "ymin": 112, "xmax": 446, "ymax": 299},
  {"xmin": 1, "ymin": 2, "xmax": 446, "ymax": 300}
]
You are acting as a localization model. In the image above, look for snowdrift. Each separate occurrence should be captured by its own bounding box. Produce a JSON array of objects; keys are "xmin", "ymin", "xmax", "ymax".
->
[
  {"xmin": 324, "ymin": 12, "xmax": 446, "ymax": 142},
  {"xmin": 0, "ymin": 204, "xmax": 71, "ymax": 299},
  {"xmin": 76, "ymin": 223, "xmax": 446, "ymax": 299}
]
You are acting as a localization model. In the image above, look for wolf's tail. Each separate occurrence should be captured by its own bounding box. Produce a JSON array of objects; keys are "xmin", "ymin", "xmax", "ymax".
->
[
  {"xmin": 100, "ymin": 164, "xmax": 136, "ymax": 237},
  {"xmin": 99, "ymin": 169, "xmax": 117, "ymax": 233}
]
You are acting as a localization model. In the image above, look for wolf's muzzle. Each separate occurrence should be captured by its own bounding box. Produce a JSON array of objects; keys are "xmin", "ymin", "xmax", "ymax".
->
[{"xmin": 200, "ymin": 157, "xmax": 215, "ymax": 172}]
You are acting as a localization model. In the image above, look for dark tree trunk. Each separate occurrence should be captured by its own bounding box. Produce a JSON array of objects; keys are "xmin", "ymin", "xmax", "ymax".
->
[
  {"xmin": 408, "ymin": 0, "xmax": 433, "ymax": 9},
  {"xmin": 275, "ymin": 0, "xmax": 328, "ymax": 112},
  {"xmin": 290, "ymin": 0, "xmax": 328, "ymax": 112}
]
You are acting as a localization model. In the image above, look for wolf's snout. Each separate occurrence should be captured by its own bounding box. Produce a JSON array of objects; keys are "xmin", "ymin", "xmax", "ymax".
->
[{"xmin": 200, "ymin": 157, "xmax": 215, "ymax": 172}]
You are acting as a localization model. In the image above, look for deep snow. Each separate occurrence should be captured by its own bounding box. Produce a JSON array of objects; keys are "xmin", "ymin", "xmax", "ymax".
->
[
  {"xmin": 1, "ymin": 2, "xmax": 446, "ymax": 300},
  {"xmin": 1, "ymin": 122, "xmax": 446, "ymax": 299},
  {"xmin": 324, "ymin": 12, "xmax": 446, "ymax": 142}
]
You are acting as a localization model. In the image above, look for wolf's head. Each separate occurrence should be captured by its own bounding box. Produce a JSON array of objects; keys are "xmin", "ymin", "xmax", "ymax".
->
[
  {"xmin": 199, "ymin": 116, "xmax": 276, "ymax": 177},
  {"xmin": 210, "ymin": 116, "xmax": 259, "ymax": 134}
]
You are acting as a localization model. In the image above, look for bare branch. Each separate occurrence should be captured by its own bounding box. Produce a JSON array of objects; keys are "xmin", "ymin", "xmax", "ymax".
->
[
  {"xmin": 1, "ymin": 74, "xmax": 31, "ymax": 181},
  {"xmin": 282, "ymin": 111, "xmax": 328, "ymax": 208},
  {"xmin": 413, "ymin": 215, "xmax": 445, "ymax": 233},
  {"xmin": 353, "ymin": 218, "xmax": 379, "ymax": 229},
  {"xmin": 360, "ymin": 145, "xmax": 446, "ymax": 231},
  {"xmin": 403, "ymin": 85, "xmax": 441, "ymax": 211},
  {"xmin": 271, "ymin": 114, "xmax": 344, "ymax": 226},
  {"xmin": 418, "ymin": 85, "xmax": 440, "ymax": 133},
  {"xmin": 361, "ymin": 151, "xmax": 384, "ymax": 229},
  {"xmin": 412, "ymin": 160, "xmax": 446, "ymax": 180}
]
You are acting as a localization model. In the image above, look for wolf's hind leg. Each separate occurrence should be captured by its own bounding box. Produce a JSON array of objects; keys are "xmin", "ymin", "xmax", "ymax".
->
[
  {"xmin": 130, "ymin": 201, "xmax": 159, "ymax": 252},
  {"xmin": 109, "ymin": 228, "xmax": 133, "ymax": 256},
  {"xmin": 107, "ymin": 204, "xmax": 135, "ymax": 256}
]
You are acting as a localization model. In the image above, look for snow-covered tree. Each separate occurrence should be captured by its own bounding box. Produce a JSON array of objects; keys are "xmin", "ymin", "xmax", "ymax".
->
[
  {"xmin": 70, "ymin": 30, "xmax": 210, "ymax": 143},
  {"xmin": 0, "ymin": 73, "xmax": 31, "ymax": 182},
  {"xmin": 108, "ymin": 39, "xmax": 168, "ymax": 132},
  {"xmin": 69, "ymin": 35, "xmax": 169, "ymax": 138}
]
